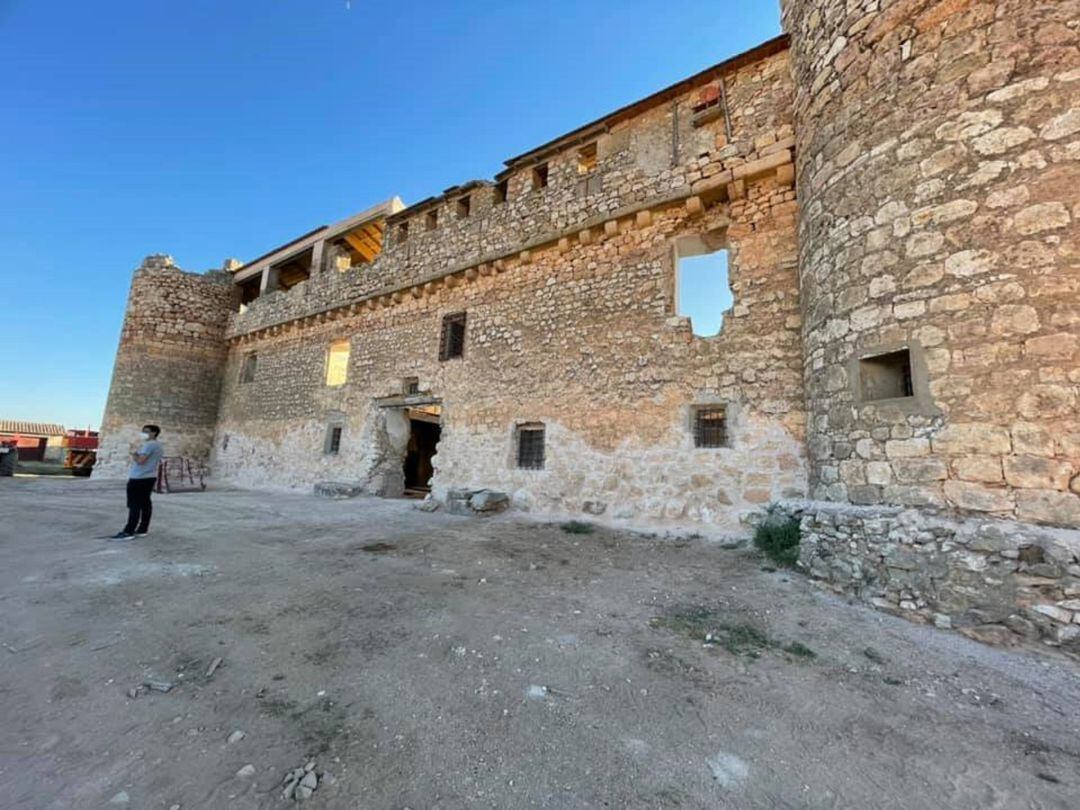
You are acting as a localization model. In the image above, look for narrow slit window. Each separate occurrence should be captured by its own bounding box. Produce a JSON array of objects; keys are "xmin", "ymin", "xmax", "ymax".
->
[
  {"xmin": 531, "ymin": 163, "xmax": 548, "ymax": 190},
  {"xmin": 240, "ymin": 353, "xmax": 257, "ymax": 384},
  {"xmin": 517, "ymin": 424, "xmax": 545, "ymax": 470},
  {"xmin": 456, "ymin": 195, "xmax": 471, "ymax": 219},
  {"xmin": 426, "ymin": 209, "xmax": 438, "ymax": 231},
  {"xmin": 325, "ymin": 425, "xmax": 342, "ymax": 455},
  {"xmin": 693, "ymin": 406, "xmax": 728, "ymax": 448},
  {"xmin": 397, "ymin": 221, "xmax": 409, "ymax": 244},
  {"xmin": 858, "ymin": 349, "xmax": 914, "ymax": 401},
  {"xmin": 494, "ymin": 179, "xmax": 508, "ymax": 204},
  {"xmin": 439, "ymin": 312, "xmax": 467, "ymax": 361},
  {"xmin": 675, "ymin": 232, "xmax": 731, "ymax": 337},
  {"xmin": 577, "ymin": 143, "xmax": 598, "ymax": 174},
  {"xmin": 325, "ymin": 339, "xmax": 350, "ymax": 387}
]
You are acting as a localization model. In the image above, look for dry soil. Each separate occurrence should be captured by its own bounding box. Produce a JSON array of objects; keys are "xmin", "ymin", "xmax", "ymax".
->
[{"xmin": 1, "ymin": 478, "xmax": 1079, "ymax": 809}]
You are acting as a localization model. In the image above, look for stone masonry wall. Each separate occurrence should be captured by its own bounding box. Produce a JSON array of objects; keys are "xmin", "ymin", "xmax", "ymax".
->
[
  {"xmin": 225, "ymin": 45, "xmax": 795, "ymax": 337},
  {"xmin": 212, "ymin": 178, "xmax": 806, "ymax": 531},
  {"xmin": 788, "ymin": 500, "xmax": 1080, "ymax": 653},
  {"xmin": 781, "ymin": 0, "xmax": 1080, "ymax": 527},
  {"xmin": 96, "ymin": 256, "xmax": 236, "ymax": 478}
]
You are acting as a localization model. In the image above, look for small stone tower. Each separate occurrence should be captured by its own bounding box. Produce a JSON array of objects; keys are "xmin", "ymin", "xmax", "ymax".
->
[
  {"xmin": 782, "ymin": 0, "xmax": 1079, "ymax": 526},
  {"xmin": 95, "ymin": 255, "xmax": 237, "ymax": 478}
]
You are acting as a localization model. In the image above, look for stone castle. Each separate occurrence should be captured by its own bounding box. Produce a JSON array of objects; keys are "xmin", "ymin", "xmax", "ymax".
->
[{"xmin": 99, "ymin": 0, "xmax": 1079, "ymax": 647}]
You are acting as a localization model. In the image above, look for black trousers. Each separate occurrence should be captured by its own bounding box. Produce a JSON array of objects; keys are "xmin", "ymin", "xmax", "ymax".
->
[{"xmin": 124, "ymin": 477, "xmax": 156, "ymax": 534}]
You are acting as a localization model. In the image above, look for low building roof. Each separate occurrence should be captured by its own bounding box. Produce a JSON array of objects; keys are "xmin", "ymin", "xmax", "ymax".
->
[{"xmin": 0, "ymin": 420, "xmax": 66, "ymax": 436}]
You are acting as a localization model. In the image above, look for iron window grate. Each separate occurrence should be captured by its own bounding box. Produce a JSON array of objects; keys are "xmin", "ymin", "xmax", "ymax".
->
[
  {"xmin": 439, "ymin": 312, "xmax": 467, "ymax": 361},
  {"xmin": 517, "ymin": 426, "xmax": 545, "ymax": 470},
  {"xmin": 693, "ymin": 407, "xmax": 728, "ymax": 448}
]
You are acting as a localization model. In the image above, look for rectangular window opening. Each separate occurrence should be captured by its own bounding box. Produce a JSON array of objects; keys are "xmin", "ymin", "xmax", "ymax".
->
[
  {"xmin": 425, "ymin": 209, "xmax": 438, "ymax": 231},
  {"xmin": 494, "ymin": 179, "xmax": 508, "ymax": 205},
  {"xmin": 517, "ymin": 424, "xmax": 545, "ymax": 470},
  {"xmin": 397, "ymin": 221, "xmax": 409, "ymax": 244},
  {"xmin": 325, "ymin": 339, "xmax": 350, "ymax": 387},
  {"xmin": 531, "ymin": 163, "xmax": 548, "ymax": 190},
  {"xmin": 403, "ymin": 376, "xmax": 420, "ymax": 395},
  {"xmin": 692, "ymin": 406, "xmax": 728, "ymax": 448},
  {"xmin": 439, "ymin": 312, "xmax": 467, "ymax": 361},
  {"xmin": 577, "ymin": 143, "xmax": 598, "ymax": 175},
  {"xmin": 675, "ymin": 232, "xmax": 732, "ymax": 338},
  {"xmin": 325, "ymin": 425, "xmax": 343, "ymax": 455},
  {"xmin": 456, "ymin": 195, "xmax": 471, "ymax": 219},
  {"xmin": 240, "ymin": 353, "xmax": 257, "ymax": 384},
  {"xmin": 858, "ymin": 349, "xmax": 915, "ymax": 402}
]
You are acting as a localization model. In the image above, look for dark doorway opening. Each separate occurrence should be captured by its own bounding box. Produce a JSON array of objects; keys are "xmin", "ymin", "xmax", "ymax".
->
[{"xmin": 403, "ymin": 406, "xmax": 441, "ymax": 495}]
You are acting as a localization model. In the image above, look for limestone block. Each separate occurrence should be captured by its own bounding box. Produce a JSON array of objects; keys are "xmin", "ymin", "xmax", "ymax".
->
[
  {"xmin": 1013, "ymin": 202, "xmax": 1070, "ymax": 235},
  {"xmin": 1015, "ymin": 490, "xmax": 1080, "ymax": 527},
  {"xmin": 953, "ymin": 456, "xmax": 1004, "ymax": 483},
  {"xmin": 1003, "ymin": 456, "xmax": 1073, "ymax": 490},
  {"xmin": 932, "ymin": 424, "xmax": 1011, "ymax": 455},
  {"xmin": 943, "ymin": 481, "xmax": 1014, "ymax": 513},
  {"xmin": 885, "ymin": 438, "xmax": 931, "ymax": 458}
]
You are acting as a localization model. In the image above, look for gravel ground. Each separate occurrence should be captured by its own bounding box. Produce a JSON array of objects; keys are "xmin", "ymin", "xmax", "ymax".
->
[{"xmin": 1, "ymin": 477, "xmax": 1079, "ymax": 809}]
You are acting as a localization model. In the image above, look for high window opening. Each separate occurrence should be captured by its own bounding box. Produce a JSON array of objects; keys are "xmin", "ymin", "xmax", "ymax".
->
[
  {"xmin": 270, "ymin": 247, "xmax": 314, "ymax": 291},
  {"xmin": 494, "ymin": 179, "xmax": 508, "ymax": 205},
  {"xmin": 531, "ymin": 163, "xmax": 548, "ymax": 190},
  {"xmin": 426, "ymin": 209, "xmax": 438, "ymax": 231},
  {"xmin": 456, "ymin": 196, "xmax": 471, "ymax": 219},
  {"xmin": 240, "ymin": 353, "xmax": 257, "ymax": 384},
  {"xmin": 675, "ymin": 232, "xmax": 732, "ymax": 337},
  {"xmin": 397, "ymin": 222, "xmax": 409, "ymax": 244},
  {"xmin": 859, "ymin": 349, "xmax": 914, "ymax": 402},
  {"xmin": 439, "ymin": 312, "xmax": 467, "ymax": 361},
  {"xmin": 516, "ymin": 423, "xmax": 546, "ymax": 470},
  {"xmin": 692, "ymin": 406, "xmax": 728, "ymax": 448},
  {"xmin": 326, "ymin": 339, "xmax": 350, "ymax": 387},
  {"xmin": 238, "ymin": 276, "xmax": 261, "ymax": 312},
  {"xmin": 577, "ymin": 143, "xmax": 598, "ymax": 174}
]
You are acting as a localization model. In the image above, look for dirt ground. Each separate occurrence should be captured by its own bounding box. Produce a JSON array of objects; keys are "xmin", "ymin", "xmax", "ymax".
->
[{"xmin": 1, "ymin": 478, "xmax": 1079, "ymax": 809}]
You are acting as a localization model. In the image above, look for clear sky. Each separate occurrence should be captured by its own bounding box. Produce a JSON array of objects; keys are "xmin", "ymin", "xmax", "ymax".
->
[{"xmin": 0, "ymin": 0, "xmax": 781, "ymax": 429}]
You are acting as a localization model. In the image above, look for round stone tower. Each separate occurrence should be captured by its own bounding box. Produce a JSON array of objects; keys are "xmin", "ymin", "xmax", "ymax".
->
[
  {"xmin": 781, "ymin": 0, "xmax": 1080, "ymax": 526},
  {"xmin": 95, "ymin": 255, "xmax": 237, "ymax": 478}
]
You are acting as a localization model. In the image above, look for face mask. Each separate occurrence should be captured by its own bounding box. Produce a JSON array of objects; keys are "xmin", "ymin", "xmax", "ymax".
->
[{"xmin": 139, "ymin": 432, "xmax": 150, "ymax": 440}]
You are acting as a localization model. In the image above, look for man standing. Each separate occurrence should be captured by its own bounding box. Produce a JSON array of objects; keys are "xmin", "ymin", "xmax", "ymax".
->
[{"xmin": 110, "ymin": 424, "xmax": 163, "ymax": 540}]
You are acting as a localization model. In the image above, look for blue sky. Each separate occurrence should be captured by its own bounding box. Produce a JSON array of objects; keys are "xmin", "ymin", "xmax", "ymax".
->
[{"xmin": 0, "ymin": 1, "xmax": 780, "ymax": 429}]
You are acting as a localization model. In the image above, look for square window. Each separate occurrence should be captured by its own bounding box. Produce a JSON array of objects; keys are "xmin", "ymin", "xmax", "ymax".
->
[
  {"xmin": 456, "ymin": 196, "xmax": 471, "ymax": 219},
  {"xmin": 426, "ymin": 209, "xmax": 438, "ymax": 231},
  {"xmin": 517, "ymin": 424, "xmax": 545, "ymax": 470},
  {"xmin": 577, "ymin": 143, "xmax": 598, "ymax": 174},
  {"xmin": 403, "ymin": 376, "xmax": 420, "ymax": 395},
  {"xmin": 692, "ymin": 406, "xmax": 728, "ymax": 448},
  {"xmin": 325, "ymin": 425, "xmax": 342, "ymax": 455},
  {"xmin": 494, "ymin": 179, "xmax": 508, "ymax": 204},
  {"xmin": 240, "ymin": 353, "xmax": 257, "ymax": 384},
  {"xmin": 858, "ymin": 349, "xmax": 914, "ymax": 401},
  {"xmin": 531, "ymin": 163, "xmax": 548, "ymax": 190},
  {"xmin": 439, "ymin": 312, "xmax": 467, "ymax": 361},
  {"xmin": 325, "ymin": 339, "xmax": 349, "ymax": 386}
]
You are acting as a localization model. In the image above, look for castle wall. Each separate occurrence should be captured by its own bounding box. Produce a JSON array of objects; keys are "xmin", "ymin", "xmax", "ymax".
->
[
  {"xmin": 210, "ymin": 49, "xmax": 808, "ymax": 532},
  {"xmin": 96, "ymin": 256, "xmax": 236, "ymax": 478},
  {"xmin": 782, "ymin": 0, "xmax": 1080, "ymax": 528}
]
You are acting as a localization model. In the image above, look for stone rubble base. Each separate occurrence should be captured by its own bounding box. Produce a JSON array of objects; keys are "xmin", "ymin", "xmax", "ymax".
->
[{"xmin": 779, "ymin": 500, "xmax": 1080, "ymax": 654}]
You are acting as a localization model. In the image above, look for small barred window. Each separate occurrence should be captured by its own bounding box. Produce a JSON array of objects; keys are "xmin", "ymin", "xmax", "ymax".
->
[
  {"xmin": 517, "ymin": 424, "xmax": 545, "ymax": 470},
  {"xmin": 439, "ymin": 312, "xmax": 467, "ymax": 361},
  {"xmin": 693, "ymin": 406, "xmax": 728, "ymax": 448}
]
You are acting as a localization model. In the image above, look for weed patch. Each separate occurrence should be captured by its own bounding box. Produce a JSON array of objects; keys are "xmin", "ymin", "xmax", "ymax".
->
[
  {"xmin": 561, "ymin": 521, "xmax": 595, "ymax": 535},
  {"xmin": 754, "ymin": 516, "xmax": 801, "ymax": 567},
  {"xmin": 651, "ymin": 605, "xmax": 815, "ymax": 662}
]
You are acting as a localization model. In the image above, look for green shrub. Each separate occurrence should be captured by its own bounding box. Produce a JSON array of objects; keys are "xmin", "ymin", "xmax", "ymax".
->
[
  {"xmin": 753, "ymin": 516, "xmax": 801, "ymax": 567},
  {"xmin": 561, "ymin": 521, "xmax": 595, "ymax": 535}
]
